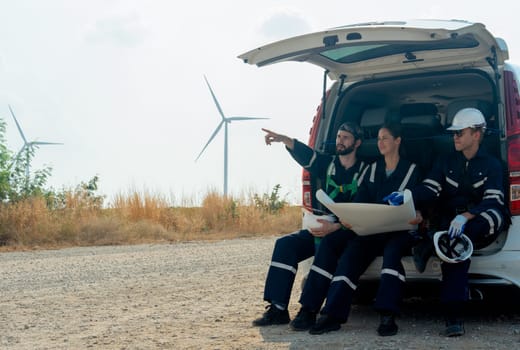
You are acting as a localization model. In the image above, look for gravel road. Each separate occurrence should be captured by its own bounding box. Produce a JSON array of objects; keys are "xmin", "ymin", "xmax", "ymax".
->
[{"xmin": 0, "ymin": 237, "xmax": 519, "ymax": 349}]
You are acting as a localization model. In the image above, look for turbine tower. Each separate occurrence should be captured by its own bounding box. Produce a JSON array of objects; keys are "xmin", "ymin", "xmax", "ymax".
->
[
  {"xmin": 195, "ymin": 76, "xmax": 269, "ymax": 197},
  {"xmin": 8, "ymin": 104, "xmax": 63, "ymax": 178}
]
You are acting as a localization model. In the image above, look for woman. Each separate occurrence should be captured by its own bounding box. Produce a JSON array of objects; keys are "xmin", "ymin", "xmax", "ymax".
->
[{"xmin": 295, "ymin": 122, "xmax": 423, "ymax": 336}]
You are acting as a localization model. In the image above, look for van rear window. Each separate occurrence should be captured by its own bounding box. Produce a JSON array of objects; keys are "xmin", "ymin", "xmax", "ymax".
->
[{"xmin": 320, "ymin": 34, "xmax": 480, "ymax": 64}]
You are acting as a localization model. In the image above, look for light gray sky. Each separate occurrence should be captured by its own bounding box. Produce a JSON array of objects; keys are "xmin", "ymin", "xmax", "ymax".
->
[{"xmin": 1, "ymin": 1, "xmax": 519, "ymax": 205}]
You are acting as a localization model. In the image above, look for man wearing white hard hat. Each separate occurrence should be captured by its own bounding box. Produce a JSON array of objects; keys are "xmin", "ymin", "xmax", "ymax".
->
[{"xmin": 410, "ymin": 107, "xmax": 510, "ymax": 337}]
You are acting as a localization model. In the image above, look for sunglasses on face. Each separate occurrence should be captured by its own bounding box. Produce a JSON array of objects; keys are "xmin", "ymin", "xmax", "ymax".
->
[
  {"xmin": 452, "ymin": 127, "xmax": 482, "ymax": 137},
  {"xmin": 452, "ymin": 129, "xmax": 466, "ymax": 137}
]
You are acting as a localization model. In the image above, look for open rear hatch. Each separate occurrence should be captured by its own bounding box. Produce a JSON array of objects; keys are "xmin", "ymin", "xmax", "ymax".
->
[{"xmin": 239, "ymin": 20, "xmax": 508, "ymax": 81}]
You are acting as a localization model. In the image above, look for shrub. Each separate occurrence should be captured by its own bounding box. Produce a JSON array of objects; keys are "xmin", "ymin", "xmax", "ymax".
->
[{"xmin": 253, "ymin": 184, "xmax": 288, "ymax": 214}]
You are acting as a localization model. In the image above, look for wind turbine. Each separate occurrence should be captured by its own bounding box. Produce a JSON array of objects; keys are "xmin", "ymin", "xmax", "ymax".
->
[
  {"xmin": 8, "ymin": 104, "xmax": 63, "ymax": 178},
  {"xmin": 195, "ymin": 75, "xmax": 269, "ymax": 197}
]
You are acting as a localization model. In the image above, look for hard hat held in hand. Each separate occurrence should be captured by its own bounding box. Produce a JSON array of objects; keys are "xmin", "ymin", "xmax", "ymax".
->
[
  {"xmin": 302, "ymin": 209, "xmax": 335, "ymax": 230},
  {"xmin": 433, "ymin": 230, "xmax": 473, "ymax": 263}
]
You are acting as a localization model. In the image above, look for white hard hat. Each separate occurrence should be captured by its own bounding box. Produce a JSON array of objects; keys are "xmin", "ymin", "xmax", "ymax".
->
[
  {"xmin": 447, "ymin": 108, "xmax": 486, "ymax": 131},
  {"xmin": 433, "ymin": 231, "xmax": 473, "ymax": 263},
  {"xmin": 302, "ymin": 209, "xmax": 335, "ymax": 230}
]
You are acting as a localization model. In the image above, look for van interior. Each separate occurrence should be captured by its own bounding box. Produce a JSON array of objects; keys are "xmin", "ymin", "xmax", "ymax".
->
[{"xmin": 313, "ymin": 68, "xmax": 507, "ymax": 254}]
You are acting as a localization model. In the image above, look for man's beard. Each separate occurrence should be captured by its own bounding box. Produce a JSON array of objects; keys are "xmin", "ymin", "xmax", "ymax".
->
[{"xmin": 336, "ymin": 144, "xmax": 355, "ymax": 155}]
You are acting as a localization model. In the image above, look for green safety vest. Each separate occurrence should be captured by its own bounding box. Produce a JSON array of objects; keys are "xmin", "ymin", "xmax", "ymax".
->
[{"xmin": 325, "ymin": 157, "xmax": 363, "ymax": 200}]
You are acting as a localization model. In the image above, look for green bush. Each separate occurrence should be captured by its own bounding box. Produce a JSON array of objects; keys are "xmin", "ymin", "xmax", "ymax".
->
[
  {"xmin": 253, "ymin": 184, "xmax": 288, "ymax": 214},
  {"xmin": 0, "ymin": 117, "xmax": 103, "ymax": 209}
]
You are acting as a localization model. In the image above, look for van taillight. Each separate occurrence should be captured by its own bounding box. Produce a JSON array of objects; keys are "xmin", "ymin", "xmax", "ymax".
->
[
  {"xmin": 505, "ymin": 70, "xmax": 520, "ymax": 215},
  {"xmin": 302, "ymin": 169, "xmax": 312, "ymax": 209},
  {"xmin": 508, "ymin": 136, "xmax": 520, "ymax": 215},
  {"xmin": 511, "ymin": 180, "xmax": 520, "ymax": 215},
  {"xmin": 302, "ymin": 93, "xmax": 329, "ymax": 209},
  {"xmin": 508, "ymin": 135, "xmax": 520, "ymax": 172}
]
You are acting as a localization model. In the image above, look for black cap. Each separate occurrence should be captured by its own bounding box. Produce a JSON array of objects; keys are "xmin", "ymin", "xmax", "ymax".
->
[{"xmin": 338, "ymin": 122, "xmax": 363, "ymax": 140}]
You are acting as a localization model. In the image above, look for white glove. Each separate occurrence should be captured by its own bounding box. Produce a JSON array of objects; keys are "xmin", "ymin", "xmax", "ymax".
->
[{"xmin": 448, "ymin": 215, "xmax": 468, "ymax": 239}]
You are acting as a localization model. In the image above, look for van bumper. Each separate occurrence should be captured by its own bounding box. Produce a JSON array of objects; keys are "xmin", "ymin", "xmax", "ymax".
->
[{"xmin": 359, "ymin": 250, "xmax": 520, "ymax": 288}]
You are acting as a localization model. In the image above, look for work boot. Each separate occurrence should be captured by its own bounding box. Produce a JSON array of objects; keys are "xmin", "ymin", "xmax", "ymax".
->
[
  {"xmin": 441, "ymin": 319, "xmax": 465, "ymax": 337},
  {"xmin": 412, "ymin": 239, "xmax": 433, "ymax": 273},
  {"xmin": 252, "ymin": 304, "xmax": 290, "ymax": 326},
  {"xmin": 289, "ymin": 307, "xmax": 317, "ymax": 331},
  {"xmin": 309, "ymin": 315, "xmax": 342, "ymax": 335},
  {"xmin": 377, "ymin": 313, "xmax": 398, "ymax": 336}
]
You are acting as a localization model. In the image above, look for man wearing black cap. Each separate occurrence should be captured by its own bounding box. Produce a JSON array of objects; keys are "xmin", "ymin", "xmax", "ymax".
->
[{"xmin": 252, "ymin": 122, "xmax": 366, "ymax": 330}]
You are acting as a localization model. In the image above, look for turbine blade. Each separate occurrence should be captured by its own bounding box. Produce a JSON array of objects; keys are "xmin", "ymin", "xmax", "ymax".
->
[
  {"xmin": 203, "ymin": 75, "xmax": 226, "ymax": 120},
  {"xmin": 32, "ymin": 141, "xmax": 64, "ymax": 146},
  {"xmin": 227, "ymin": 117, "xmax": 270, "ymax": 121},
  {"xmin": 8, "ymin": 104, "xmax": 28, "ymax": 144},
  {"xmin": 195, "ymin": 120, "xmax": 224, "ymax": 161}
]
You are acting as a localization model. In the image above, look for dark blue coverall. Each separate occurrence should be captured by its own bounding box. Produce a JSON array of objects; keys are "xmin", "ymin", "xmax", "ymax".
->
[
  {"xmin": 263, "ymin": 139, "xmax": 365, "ymax": 309},
  {"xmin": 299, "ymin": 158, "xmax": 422, "ymax": 321},
  {"xmin": 412, "ymin": 148, "xmax": 509, "ymax": 309}
]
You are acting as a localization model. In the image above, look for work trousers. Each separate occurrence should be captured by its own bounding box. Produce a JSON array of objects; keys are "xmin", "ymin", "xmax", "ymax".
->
[
  {"xmin": 440, "ymin": 215, "xmax": 501, "ymax": 304},
  {"xmin": 300, "ymin": 230, "xmax": 412, "ymax": 322},
  {"xmin": 263, "ymin": 228, "xmax": 351, "ymax": 308}
]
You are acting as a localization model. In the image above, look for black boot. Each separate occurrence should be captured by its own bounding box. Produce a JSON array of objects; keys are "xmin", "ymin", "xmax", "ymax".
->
[
  {"xmin": 442, "ymin": 319, "xmax": 465, "ymax": 337},
  {"xmin": 441, "ymin": 302, "xmax": 465, "ymax": 336},
  {"xmin": 252, "ymin": 304, "xmax": 290, "ymax": 326},
  {"xmin": 309, "ymin": 315, "xmax": 342, "ymax": 335},
  {"xmin": 289, "ymin": 307, "xmax": 317, "ymax": 331},
  {"xmin": 377, "ymin": 313, "xmax": 398, "ymax": 336}
]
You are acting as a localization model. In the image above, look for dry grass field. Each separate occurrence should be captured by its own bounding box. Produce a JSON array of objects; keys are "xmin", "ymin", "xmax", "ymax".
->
[{"xmin": 0, "ymin": 188, "xmax": 302, "ymax": 250}]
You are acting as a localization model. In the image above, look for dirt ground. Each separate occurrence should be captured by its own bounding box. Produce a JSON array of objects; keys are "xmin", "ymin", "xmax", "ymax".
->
[{"xmin": 0, "ymin": 237, "xmax": 519, "ymax": 349}]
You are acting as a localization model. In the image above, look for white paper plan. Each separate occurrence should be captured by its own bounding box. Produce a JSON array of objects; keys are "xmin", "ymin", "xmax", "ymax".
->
[{"xmin": 315, "ymin": 189, "xmax": 418, "ymax": 235}]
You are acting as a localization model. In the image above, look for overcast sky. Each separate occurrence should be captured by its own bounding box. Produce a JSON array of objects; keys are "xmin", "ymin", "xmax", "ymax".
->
[{"xmin": 1, "ymin": 0, "xmax": 519, "ymax": 205}]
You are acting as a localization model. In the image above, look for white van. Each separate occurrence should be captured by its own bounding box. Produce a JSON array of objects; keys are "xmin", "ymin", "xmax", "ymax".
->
[{"xmin": 239, "ymin": 20, "xmax": 520, "ymax": 296}]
